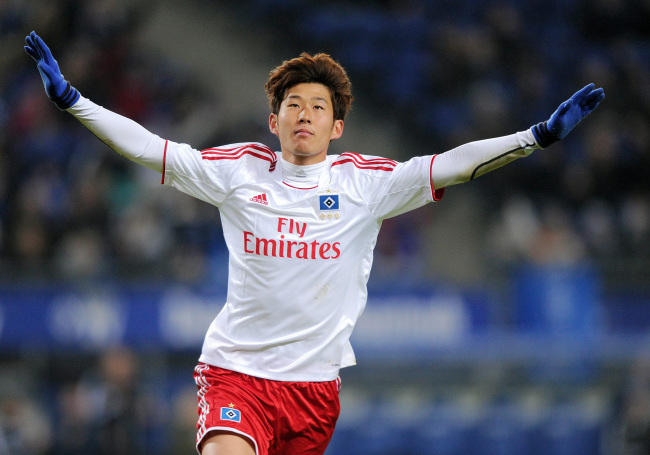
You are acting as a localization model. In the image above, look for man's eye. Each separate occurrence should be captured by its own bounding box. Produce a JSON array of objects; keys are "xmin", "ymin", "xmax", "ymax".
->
[{"xmin": 314, "ymin": 105, "xmax": 324, "ymax": 110}]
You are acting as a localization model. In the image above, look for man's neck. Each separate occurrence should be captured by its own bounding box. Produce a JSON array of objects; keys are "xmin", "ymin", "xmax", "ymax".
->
[{"xmin": 280, "ymin": 156, "xmax": 326, "ymax": 188}]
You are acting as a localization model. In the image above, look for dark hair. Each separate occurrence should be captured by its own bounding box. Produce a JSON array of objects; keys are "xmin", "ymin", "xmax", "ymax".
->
[{"xmin": 265, "ymin": 53, "xmax": 353, "ymax": 121}]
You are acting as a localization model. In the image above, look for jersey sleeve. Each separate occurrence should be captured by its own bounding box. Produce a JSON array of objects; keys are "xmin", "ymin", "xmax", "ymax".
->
[
  {"xmin": 362, "ymin": 154, "xmax": 445, "ymax": 220},
  {"xmin": 430, "ymin": 130, "xmax": 538, "ymax": 188},
  {"xmin": 161, "ymin": 141, "xmax": 277, "ymax": 208},
  {"xmin": 67, "ymin": 96, "xmax": 166, "ymax": 173},
  {"xmin": 161, "ymin": 141, "xmax": 234, "ymax": 207}
]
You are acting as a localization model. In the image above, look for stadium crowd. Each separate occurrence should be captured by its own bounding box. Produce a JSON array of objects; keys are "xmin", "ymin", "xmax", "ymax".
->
[
  {"xmin": 1, "ymin": 0, "xmax": 649, "ymax": 289},
  {"xmin": 0, "ymin": 0, "xmax": 232, "ymax": 286},
  {"xmin": 230, "ymin": 0, "xmax": 650, "ymax": 288}
]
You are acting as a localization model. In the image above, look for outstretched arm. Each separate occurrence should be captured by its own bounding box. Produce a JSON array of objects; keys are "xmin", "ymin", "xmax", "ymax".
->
[
  {"xmin": 25, "ymin": 31, "xmax": 165, "ymax": 173},
  {"xmin": 431, "ymin": 84, "xmax": 605, "ymax": 189}
]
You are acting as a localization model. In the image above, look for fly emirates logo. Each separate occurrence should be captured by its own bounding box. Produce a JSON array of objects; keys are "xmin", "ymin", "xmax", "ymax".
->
[{"xmin": 243, "ymin": 217, "xmax": 341, "ymax": 260}]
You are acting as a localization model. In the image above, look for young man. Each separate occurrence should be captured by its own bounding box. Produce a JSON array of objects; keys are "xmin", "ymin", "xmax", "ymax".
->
[{"xmin": 25, "ymin": 31, "xmax": 604, "ymax": 455}]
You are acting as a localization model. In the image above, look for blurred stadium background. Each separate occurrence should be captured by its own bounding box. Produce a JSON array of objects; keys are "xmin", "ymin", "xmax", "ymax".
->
[{"xmin": 1, "ymin": 0, "xmax": 649, "ymax": 453}]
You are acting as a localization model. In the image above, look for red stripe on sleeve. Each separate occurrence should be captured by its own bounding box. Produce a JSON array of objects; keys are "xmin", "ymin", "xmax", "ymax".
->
[
  {"xmin": 161, "ymin": 140, "xmax": 168, "ymax": 185},
  {"xmin": 332, "ymin": 152, "xmax": 398, "ymax": 170},
  {"xmin": 430, "ymin": 154, "xmax": 445, "ymax": 201},
  {"xmin": 201, "ymin": 144, "xmax": 277, "ymax": 171},
  {"xmin": 331, "ymin": 158, "xmax": 396, "ymax": 171}
]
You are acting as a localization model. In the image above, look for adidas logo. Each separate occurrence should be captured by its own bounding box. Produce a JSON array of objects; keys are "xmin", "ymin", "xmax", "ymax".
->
[{"xmin": 250, "ymin": 193, "xmax": 269, "ymax": 205}]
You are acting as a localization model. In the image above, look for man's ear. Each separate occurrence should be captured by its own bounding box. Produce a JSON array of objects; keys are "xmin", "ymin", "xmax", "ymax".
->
[
  {"xmin": 330, "ymin": 119, "xmax": 344, "ymax": 140},
  {"xmin": 269, "ymin": 113, "xmax": 279, "ymax": 136}
]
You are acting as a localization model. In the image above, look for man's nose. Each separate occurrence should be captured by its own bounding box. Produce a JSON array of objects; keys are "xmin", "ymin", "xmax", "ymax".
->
[{"xmin": 299, "ymin": 110, "xmax": 311, "ymax": 123}]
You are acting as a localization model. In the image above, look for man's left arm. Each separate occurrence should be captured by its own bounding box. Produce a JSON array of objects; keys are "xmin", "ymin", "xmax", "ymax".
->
[{"xmin": 431, "ymin": 84, "xmax": 605, "ymax": 189}]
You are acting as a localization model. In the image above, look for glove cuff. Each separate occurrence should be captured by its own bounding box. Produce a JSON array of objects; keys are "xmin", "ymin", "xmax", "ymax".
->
[
  {"xmin": 50, "ymin": 81, "xmax": 80, "ymax": 110},
  {"xmin": 531, "ymin": 121, "xmax": 559, "ymax": 149}
]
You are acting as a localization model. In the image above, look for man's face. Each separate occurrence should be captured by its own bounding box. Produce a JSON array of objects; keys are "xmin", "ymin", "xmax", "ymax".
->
[{"xmin": 269, "ymin": 83, "xmax": 344, "ymax": 165}]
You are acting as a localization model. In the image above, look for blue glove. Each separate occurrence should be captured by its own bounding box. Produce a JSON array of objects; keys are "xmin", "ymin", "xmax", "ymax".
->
[
  {"xmin": 24, "ymin": 31, "xmax": 80, "ymax": 110},
  {"xmin": 532, "ymin": 83, "xmax": 605, "ymax": 148}
]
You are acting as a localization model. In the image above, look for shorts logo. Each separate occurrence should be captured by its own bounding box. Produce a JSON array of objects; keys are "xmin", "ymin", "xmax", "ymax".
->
[
  {"xmin": 220, "ymin": 405, "xmax": 241, "ymax": 423},
  {"xmin": 319, "ymin": 195, "xmax": 339, "ymax": 210}
]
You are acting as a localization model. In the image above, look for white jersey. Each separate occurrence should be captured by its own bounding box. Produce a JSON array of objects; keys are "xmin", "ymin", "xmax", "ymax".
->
[
  {"xmin": 162, "ymin": 141, "xmax": 444, "ymax": 381},
  {"xmin": 67, "ymin": 96, "xmax": 539, "ymax": 381}
]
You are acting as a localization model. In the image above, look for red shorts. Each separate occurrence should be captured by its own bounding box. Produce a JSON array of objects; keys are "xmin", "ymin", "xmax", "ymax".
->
[{"xmin": 193, "ymin": 363, "xmax": 341, "ymax": 455}]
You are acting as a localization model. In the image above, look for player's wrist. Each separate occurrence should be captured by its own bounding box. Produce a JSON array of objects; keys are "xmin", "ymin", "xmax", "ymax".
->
[
  {"xmin": 50, "ymin": 81, "xmax": 80, "ymax": 110},
  {"xmin": 531, "ymin": 121, "xmax": 559, "ymax": 149}
]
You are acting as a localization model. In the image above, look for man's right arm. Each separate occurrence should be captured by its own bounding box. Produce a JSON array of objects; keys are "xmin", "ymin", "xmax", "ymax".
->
[
  {"xmin": 67, "ymin": 96, "xmax": 165, "ymax": 173},
  {"xmin": 25, "ymin": 31, "xmax": 165, "ymax": 173}
]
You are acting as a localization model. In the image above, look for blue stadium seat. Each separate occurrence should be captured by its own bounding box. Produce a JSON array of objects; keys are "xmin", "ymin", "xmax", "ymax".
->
[
  {"xmin": 535, "ymin": 403, "xmax": 602, "ymax": 455},
  {"xmin": 326, "ymin": 412, "xmax": 412, "ymax": 455},
  {"xmin": 470, "ymin": 403, "xmax": 534, "ymax": 455},
  {"xmin": 410, "ymin": 402, "xmax": 480, "ymax": 455}
]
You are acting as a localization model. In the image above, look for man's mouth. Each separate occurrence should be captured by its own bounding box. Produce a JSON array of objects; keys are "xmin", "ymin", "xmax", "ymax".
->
[{"xmin": 295, "ymin": 128, "xmax": 313, "ymax": 136}]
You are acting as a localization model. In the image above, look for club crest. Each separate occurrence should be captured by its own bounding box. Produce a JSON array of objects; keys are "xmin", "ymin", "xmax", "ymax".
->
[{"xmin": 220, "ymin": 405, "xmax": 241, "ymax": 423}]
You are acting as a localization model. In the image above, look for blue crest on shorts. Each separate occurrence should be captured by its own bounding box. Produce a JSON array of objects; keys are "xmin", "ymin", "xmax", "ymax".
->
[
  {"xmin": 220, "ymin": 407, "xmax": 241, "ymax": 423},
  {"xmin": 319, "ymin": 195, "xmax": 339, "ymax": 210}
]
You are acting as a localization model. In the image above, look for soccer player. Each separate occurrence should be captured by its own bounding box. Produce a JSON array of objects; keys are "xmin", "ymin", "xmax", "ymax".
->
[{"xmin": 25, "ymin": 31, "xmax": 604, "ymax": 455}]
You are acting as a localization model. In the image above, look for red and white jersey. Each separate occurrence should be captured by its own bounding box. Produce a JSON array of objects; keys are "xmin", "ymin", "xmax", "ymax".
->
[{"xmin": 162, "ymin": 141, "xmax": 444, "ymax": 381}]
